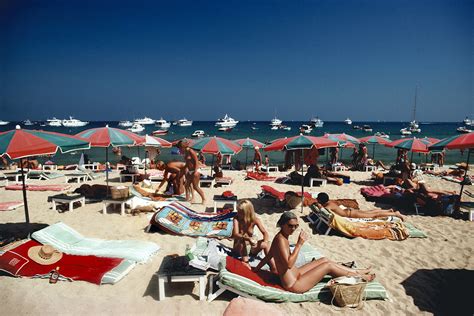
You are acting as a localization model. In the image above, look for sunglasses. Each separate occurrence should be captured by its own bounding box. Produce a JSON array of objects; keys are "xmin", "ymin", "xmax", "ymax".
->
[{"xmin": 286, "ymin": 223, "xmax": 299, "ymax": 229}]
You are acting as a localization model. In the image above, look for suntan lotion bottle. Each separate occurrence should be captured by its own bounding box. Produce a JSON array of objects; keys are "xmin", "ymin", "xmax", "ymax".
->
[{"xmin": 49, "ymin": 267, "xmax": 60, "ymax": 284}]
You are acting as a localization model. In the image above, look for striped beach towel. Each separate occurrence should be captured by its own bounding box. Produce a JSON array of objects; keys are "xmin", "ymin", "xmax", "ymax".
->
[{"xmin": 31, "ymin": 222, "xmax": 160, "ymax": 263}]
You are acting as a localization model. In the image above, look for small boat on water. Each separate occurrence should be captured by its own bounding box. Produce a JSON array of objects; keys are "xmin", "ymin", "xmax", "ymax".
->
[
  {"xmin": 191, "ymin": 130, "xmax": 206, "ymax": 138},
  {"xmin": 457, "ymin": 126, "xmax": 473, "ymax": 133},
  {"xmin": 47, "ymin": 117, "xmax": 62, "ymax": 127},
  {"xmin": 270, "ymin": 126, "xmax": 279, "ymax": 130},
  {"xmin": 152, "ymin": 129, "xmax": 168, "ymax": 136},
  {"xmin": 62, "ymin": 117, "xmax": 89, "ymax": 127},
  {"xmin": 300, "ymin": 124, "xmax": 313, "ymax": 134},
  {"xmin": 118, "ymin": 120, "xmax": 133, "ymax": 127},
  {"xmin": 127, "ymin": 123, "xmax": 145, "ymax": 133},
  {"xmin": 400, "ymin": 128, "xmax": 412, "ymax": 136},
  {"xmin": 23, "ymin": 120, "xmax": 34, "ymax": 126},
  {"xmin": 216, "ymin": 114, "xmax": 238, "ymax": 128},
  {"xmin": 310, "ymin": 117, "xmax": 324, "ymax": 128},
  {"xmin": 0, "ymin": 120, "xmax": 9, "ymax": 126},
  {"xmin": 251, "ymin": 126, "xmax": 259, "ymax": 130},
  {"xmin": 280, "ymin": 125, "xmax": 291, "ymax": 131},
  {"xmin": 353, "ymin": 125, "xmax": 362, "ymax": 130},
  {"xmin": 155, "ymin": 118, "xmax": 171, "ymax": 129},
  {"xmin": 174, "ymin": 118, "xmax": 193, "ymax": 126},
  {"xmin": 362, "ymin": 125, "xmax": 373, "ymax": 132},
  {"xmin": 218, "ymin": 126, "xmax": 233, "ymax": 132},
  {"xmin": 270, "ymin": 117, "xmax": 282, "ymax": 127},
  {"xmin": 134, "ymin": 117, "xmax": 155, "ymax": 125},
  {"xmin": 374, "ymin": 132, "xmax": 390, "ymax": 139},
  {"xmin": 463, "ymin": 116, "xmax": 472, "ymax": 126},
  {"xmin": 344, "ymin": 118, "xmax": 352, "ymax": 125}
]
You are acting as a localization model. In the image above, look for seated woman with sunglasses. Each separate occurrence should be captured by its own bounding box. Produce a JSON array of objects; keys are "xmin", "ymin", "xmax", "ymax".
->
[{"xmin": 253, "ymin": 212, "xmax": 375, "ymax": 293}]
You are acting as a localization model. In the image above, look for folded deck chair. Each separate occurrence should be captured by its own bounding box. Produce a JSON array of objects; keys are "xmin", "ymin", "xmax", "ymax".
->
[
  {"xmin": 0, "ymin": 201, "xmax": 23, "ymax": 211},
  {"xmin": 208, "ymin": 246, "xmax": 388, "ymax": 303},
  {"xmin": 0, "ymin": 239, "xmax": 136, "ymax": 285},
  {"xmin": 27, "ymin": 170, "xmax": 64, "ymax": 180},
  {"xmin": 5, "ymin": 184, "xmax": 71, "ymax": 191},
  {"xmin": 31, "ymin": 222, "xmax": 160, "ymax": 263},
  {"xmin": 148, "ymin": 202, "xmax": 235, "ymax": 238}
]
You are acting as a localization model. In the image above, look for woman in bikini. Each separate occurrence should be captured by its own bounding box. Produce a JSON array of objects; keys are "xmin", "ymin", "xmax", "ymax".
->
[
  {"xmin": 254, "ymin": 212, "xmax": 375, "ymax": 293},
  {"xmin": 177, "ymin": 140, "xmax": 206, "ymax": 204},
  {"xmin": 232, "ymin": 200, "xmax": 276, "ymax": 271}
]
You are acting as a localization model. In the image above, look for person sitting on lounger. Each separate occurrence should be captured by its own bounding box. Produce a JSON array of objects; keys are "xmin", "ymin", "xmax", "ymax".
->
[
  {"xmin": 156, "ymin": 160, "xmax": 185, "ymax": 195},
  {"xmin": 232, "ymin": 200, "xmax": 275, "ymax": 271},
  {"xmin": 315, "ymin": 192, "xmax": 406, "ymax": 221},
  {"xmin": 253, "ymin": 211, "xmax": 375, "ymax": 293}
]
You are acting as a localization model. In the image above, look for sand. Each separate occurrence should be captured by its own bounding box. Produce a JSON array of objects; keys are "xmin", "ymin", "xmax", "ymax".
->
[{"xmin": 0, "ymin": 167, "xmax": 473, "ymax": 315}]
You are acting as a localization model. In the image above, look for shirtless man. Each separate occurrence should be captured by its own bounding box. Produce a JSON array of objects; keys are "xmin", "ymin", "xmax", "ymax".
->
[
  {"xmin": 253, "ymin": 146, "xmax": 262, "ymax": 171},
  {"xmin": 177, "ymin": 140, "xmax": 206, "ymax": 204},
  {"xmin": 156, "ymin": 160, "xmax": 185, "ymax": 195},
  {"xmin": 315, "ymin": 192, "xmax": 406, "ymax": 221},
  {"xmin": 254, "ymin": 212, "xmax": 374, "ymax": 293}
]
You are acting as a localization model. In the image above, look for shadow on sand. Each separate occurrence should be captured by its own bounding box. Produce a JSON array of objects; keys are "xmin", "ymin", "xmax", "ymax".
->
[
  {"xmin": 0, "ymin": 222, "xmax": 49, "ymax": 245},
  {"xmin": 401, "ymin": 268, "xmax": 473, "ymax": 316}
]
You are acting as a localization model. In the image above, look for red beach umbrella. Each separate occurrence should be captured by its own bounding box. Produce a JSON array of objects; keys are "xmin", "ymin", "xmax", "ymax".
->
[
  {"xmin": 0, "ymin": 126, "xmax": 90, "ymax": 223},
  {"xmin": 385, "ymin": 137, "xmax": 430, "ymax": 153},
  {"xmin": 235, "ymin": 138, "xmax": 265, "ymax": 168},
  {"xmin": 191, "ymin": 136, "xmax": 241, "ymax": 155}
]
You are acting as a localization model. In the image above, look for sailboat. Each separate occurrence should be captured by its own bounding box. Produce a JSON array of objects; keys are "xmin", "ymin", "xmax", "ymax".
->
[{"xmin": 400, "ymin": 85, "xmax": 421, "ymax": 135}]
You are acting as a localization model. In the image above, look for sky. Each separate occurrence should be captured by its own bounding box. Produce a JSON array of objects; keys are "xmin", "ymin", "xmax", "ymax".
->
[{"xmin": 0, "ymin": 0, "xmax": 472, "ymax": 122}]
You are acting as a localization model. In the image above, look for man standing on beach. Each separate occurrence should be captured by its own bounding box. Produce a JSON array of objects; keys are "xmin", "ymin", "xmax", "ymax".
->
[{"xmin": 253, "ymin": 146, "xmax": 262, "ymax": 171}]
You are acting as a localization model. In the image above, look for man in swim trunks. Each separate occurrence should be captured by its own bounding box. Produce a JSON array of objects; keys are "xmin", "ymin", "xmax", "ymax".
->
[
  {"xmin": 156, "ymin": 160, "xmax": 185, "ymax": 195},
  {"xmin": 177, "ymin": 140, "xmax": 206, "ymax": 204}
]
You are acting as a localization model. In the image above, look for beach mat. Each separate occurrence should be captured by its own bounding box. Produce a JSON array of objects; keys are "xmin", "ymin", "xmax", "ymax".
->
[
  {"xmin": 0, "ymin": 201, "xmax": 24, "ymax": 211},
  {"xmin": 5, "ymin": 184, "xmax": 71, "ymax": 191},
  {"xmin": 31, "ymin": 222, "xmax": 160, "ymax": 263}
]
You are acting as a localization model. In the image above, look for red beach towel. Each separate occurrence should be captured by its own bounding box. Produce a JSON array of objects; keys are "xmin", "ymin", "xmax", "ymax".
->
[
  {"xmin": 246, "ymin": 172, "xmax": 277, "ymax": 182},
  {"xmin": 225, "ymin": 256, "xmax": 283, "ymax": 290},
  {"xmin": 0, "ymin": 201, "xmax": 24, "ymax": 211},
  {"xmin": 260, "ymin": 185, "xmax": 312, "ymax": 201},
  {"xmin": 0, "ymin": 240, "xmax": 123, "ymax": 285}
]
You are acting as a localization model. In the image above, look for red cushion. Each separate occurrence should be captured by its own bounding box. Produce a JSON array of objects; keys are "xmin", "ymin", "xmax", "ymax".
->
[{"xmin": 225, "ymin": 256, "xmax": 283, "ymax": 290}]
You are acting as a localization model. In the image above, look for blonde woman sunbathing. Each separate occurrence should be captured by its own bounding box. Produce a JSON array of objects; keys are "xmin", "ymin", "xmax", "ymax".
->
[
  {"xmin": 315, "ymin": 192, "xmax": 406, "ymax": 221},
  {"xmin": 254, "ymin": 212, "xmax": 375, "ymax": 293}
]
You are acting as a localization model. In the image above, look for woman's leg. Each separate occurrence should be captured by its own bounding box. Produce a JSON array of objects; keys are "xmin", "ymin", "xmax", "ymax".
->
[
  {"xmin": 192, "ymin": 172, "xmax": 206, "ymax": 204},
  {"xmin": 290, "ymin": 261, "xmax": 375, "ymax": 293},
  {"xmin": 185, "ymin": 173, "xmax": 193, "ymax": 201}
]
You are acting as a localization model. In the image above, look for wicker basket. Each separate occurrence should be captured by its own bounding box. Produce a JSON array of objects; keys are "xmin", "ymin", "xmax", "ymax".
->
[
  {"xmin": 327, "ymin": 277, "xmax": 367, "ymax": 308},
  {"xmin": 110, "ymin": 186, "xmax": 130, "ymax": 199}
]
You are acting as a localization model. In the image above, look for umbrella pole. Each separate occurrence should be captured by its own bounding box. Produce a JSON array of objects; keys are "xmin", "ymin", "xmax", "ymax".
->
[
  {"xmin": 20, "ymin": 159, "xmax": 30, "ymax": 224},
  {"xmin": 410, "ymin": 151, "xmax": 414, "ymax": 163},
  {"xmin": 373, "ymin": 143, "xmax": 376, "ymax": 160},
  {"xmin": 458, "ymin": 149, "xmax": 471, "ymax": 207},
  {"xmin": 105, "ymin": 147, "xmax": 109, "ymax": 198},
  {"xmin": 301, "ymin": 148, "xmax": 304, "ymax": 213},
  {"xmin": 245, "ymin": 148, "xmax": 248, "ymax": 170},
  {"xmin": 211, "ymin": 155, "xmax": 214, "ymax": 177},
  {"xmin": 144, "ymin": 148, "xmax": 147, "ymax": 175}
]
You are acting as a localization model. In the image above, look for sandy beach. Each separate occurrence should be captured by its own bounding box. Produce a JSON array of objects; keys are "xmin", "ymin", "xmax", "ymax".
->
[{"xmin": 1, "ymin": 167, "xmax": 473, "ymax": 315}]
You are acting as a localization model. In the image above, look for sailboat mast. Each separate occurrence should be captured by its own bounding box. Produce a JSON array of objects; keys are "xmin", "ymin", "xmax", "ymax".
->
[{"xmin": 412, "ymin": 85, "xmax": 418, "ymax": 121}]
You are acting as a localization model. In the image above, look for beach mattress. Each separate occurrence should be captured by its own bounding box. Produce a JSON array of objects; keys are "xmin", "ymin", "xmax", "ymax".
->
[
  {"xmin": 0, "ymin": 201, "xmax": 24, "ymax": 211},
  {"xmin": 219, "ymin": 246, "xmax": 387, "ymax": 303},
  {"xmin": 5, "ymin": 184, "xmax": 71, "ymax": 191},
  {"xmin": 246, "ymin": 172, "xmax": 277, "ymax": 181},
  {"xmin": 31, "ymin": 222, "xmax": 160, "ymax": 264},
  {"xmin": 150, "ymin": 202, "xmax": 235, "ymax": 237},
  {"xmin": 260, "ymin": 185, "xmax": 312, "ymax": 201}
]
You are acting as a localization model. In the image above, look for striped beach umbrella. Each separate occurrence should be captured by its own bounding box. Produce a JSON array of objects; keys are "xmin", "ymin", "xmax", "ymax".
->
[
  {"xmin": 385, "ymin": 137, "xmax": 430, "ymax": 153},
  {"xmin": 235, "ymin": 138, "xmax": 264, "ymax": 168},
  {"xmin": 324, "ymin": 133, "xmax": 360, "ymax": 147},
  {"xmin": 359, "ymin": 135, "xmax": 391, "ymax": 160},
  {"xmin": 264, "ymin": 134, "xmax": 338, "ymax": 212},
  {"xmin": 143, "ymin": 135, "xmax": 172, "ymax": 148},
  {"xmin": 76, "ymin": 126, "xmax": 144, "ymax": 147},
  {"xmin": 191, "ymin": 136, "xmax": 241, "ymax": 155},
  {"xmin": 429, "ymin": 132, "xmax": 474, "ymax": 206},
  {"xmin": 76, "ymin": 126, "xmax": 144, "ymax": 194},
  {"xmin": 0, "ymin": 126, "xmax": 90, "ymax": 223}
]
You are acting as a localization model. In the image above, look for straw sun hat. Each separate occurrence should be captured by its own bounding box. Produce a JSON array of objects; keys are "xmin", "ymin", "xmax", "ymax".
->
[{"xmin": 28, "ymin": 245, "xmax": 63, "ymax": 265}]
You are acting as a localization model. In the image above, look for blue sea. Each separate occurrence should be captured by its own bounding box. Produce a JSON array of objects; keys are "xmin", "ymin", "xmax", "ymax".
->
[{"xmin": 1, "ymin": 121, "xmax": 469, "ymax": 166}]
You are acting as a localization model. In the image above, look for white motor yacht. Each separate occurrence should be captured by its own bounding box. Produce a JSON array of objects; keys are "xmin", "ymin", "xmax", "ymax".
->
[
  {"xmin": 374, "ymin": 132, "xmax": 390, "ymax": 139},
  {"xmin": 118, "ymin": 120, "xmax": 133, "ymax": 127},
  {"xmin": 270, "ymin": 117, "xmax": 282, "ymax": 127},
  {"xmin": 155, "ymin": 118, "xmax": 171, "ymax": 129},
  {"xmin": 457, "ymin": 126, "xmax": 473, "ymax": 133},
  {"xmin": 400, "ymin": 128, "xmax": 412, "ymax": 136},
  {"xmin": 127, "ymin": 123, "xmax": 145, "ymax": 133},
  {"xmin": 300, "ymin": 124, "xmax": 313, "ymax": 134},
  {"xmin": 152, "ymin": 129, "xmax": 168, "ymax": 135},
  {"xmin": 47, "ymin": 117, "xmax": 62, "ymax": 127},
  {"xmin": 62, "ymin": 117, "xmax": 89, "ymax": 127},
  {"xmin": 23, "ymin": 120, "xmax": 34, "ymax": 126},
  {"xmin": 344, "ymin": 118, "xmax": 352, "ymax": 125},
  {"xmin": 174, "ymin": 118, "xmax": 193, "ymax": 126},
  {"xmin": 191, "ymin": 130, "xmax": 206, "ymax": 138},
  {"xmin": 280, "ymin": 125, "xmax": 291, "ymax": 131},
  {"xmin": 0, "ymin": 120, "xmax": 9, "ymax": 126},
  {"xmin": 271, "ymin": 126, "xmax": 279, "ymax": 130},
  {"xmin": 215, "ymin": 114, "xmax": 238, "ymax": 128},
  {"xmin": 362, "ymin": 125, "xmax": 373, "ymax": 132},
  {"xmin": 310, "ymin": 117, "xmax": 324, "ymax": 128},
  {"xmin": 463, "ymin": 117, "xmax": 472, "ymax": 126},
  {"xmin": 134, "ymin": 117, "xmax": 155, "ymax": 125}
]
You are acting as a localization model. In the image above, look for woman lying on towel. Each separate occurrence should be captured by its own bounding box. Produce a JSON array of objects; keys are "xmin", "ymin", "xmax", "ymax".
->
[
  {"xmin": 316, "ymin": 192, "xmax": 406, "ymax": 221},
  {"xmin": 254, "ymin": 212, "xmax": 375, "ymax": 293},
  {"xmin": 232, "ymin": 200, "xmax": 276, "ymax": 272}
]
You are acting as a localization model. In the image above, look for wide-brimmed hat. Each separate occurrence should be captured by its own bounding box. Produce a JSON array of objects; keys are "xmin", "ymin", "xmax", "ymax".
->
[{"xmin": 28, "ymin": 245, "xmax": 63, "ymax": 265}]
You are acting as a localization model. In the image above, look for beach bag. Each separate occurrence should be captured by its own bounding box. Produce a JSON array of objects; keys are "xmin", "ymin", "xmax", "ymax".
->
[
  {"xmin": 110, "ymin": 186, "xmax": 130, "ymax": 199},
  {"xmin": 327, "ymin": 276, "xmax": 367, "ymax": 309}
]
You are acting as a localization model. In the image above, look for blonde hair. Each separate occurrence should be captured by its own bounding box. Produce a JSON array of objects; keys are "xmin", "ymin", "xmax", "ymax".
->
[{"xmin": 237, "ymin": 200, "xmax": 256, "ymax": 225}]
